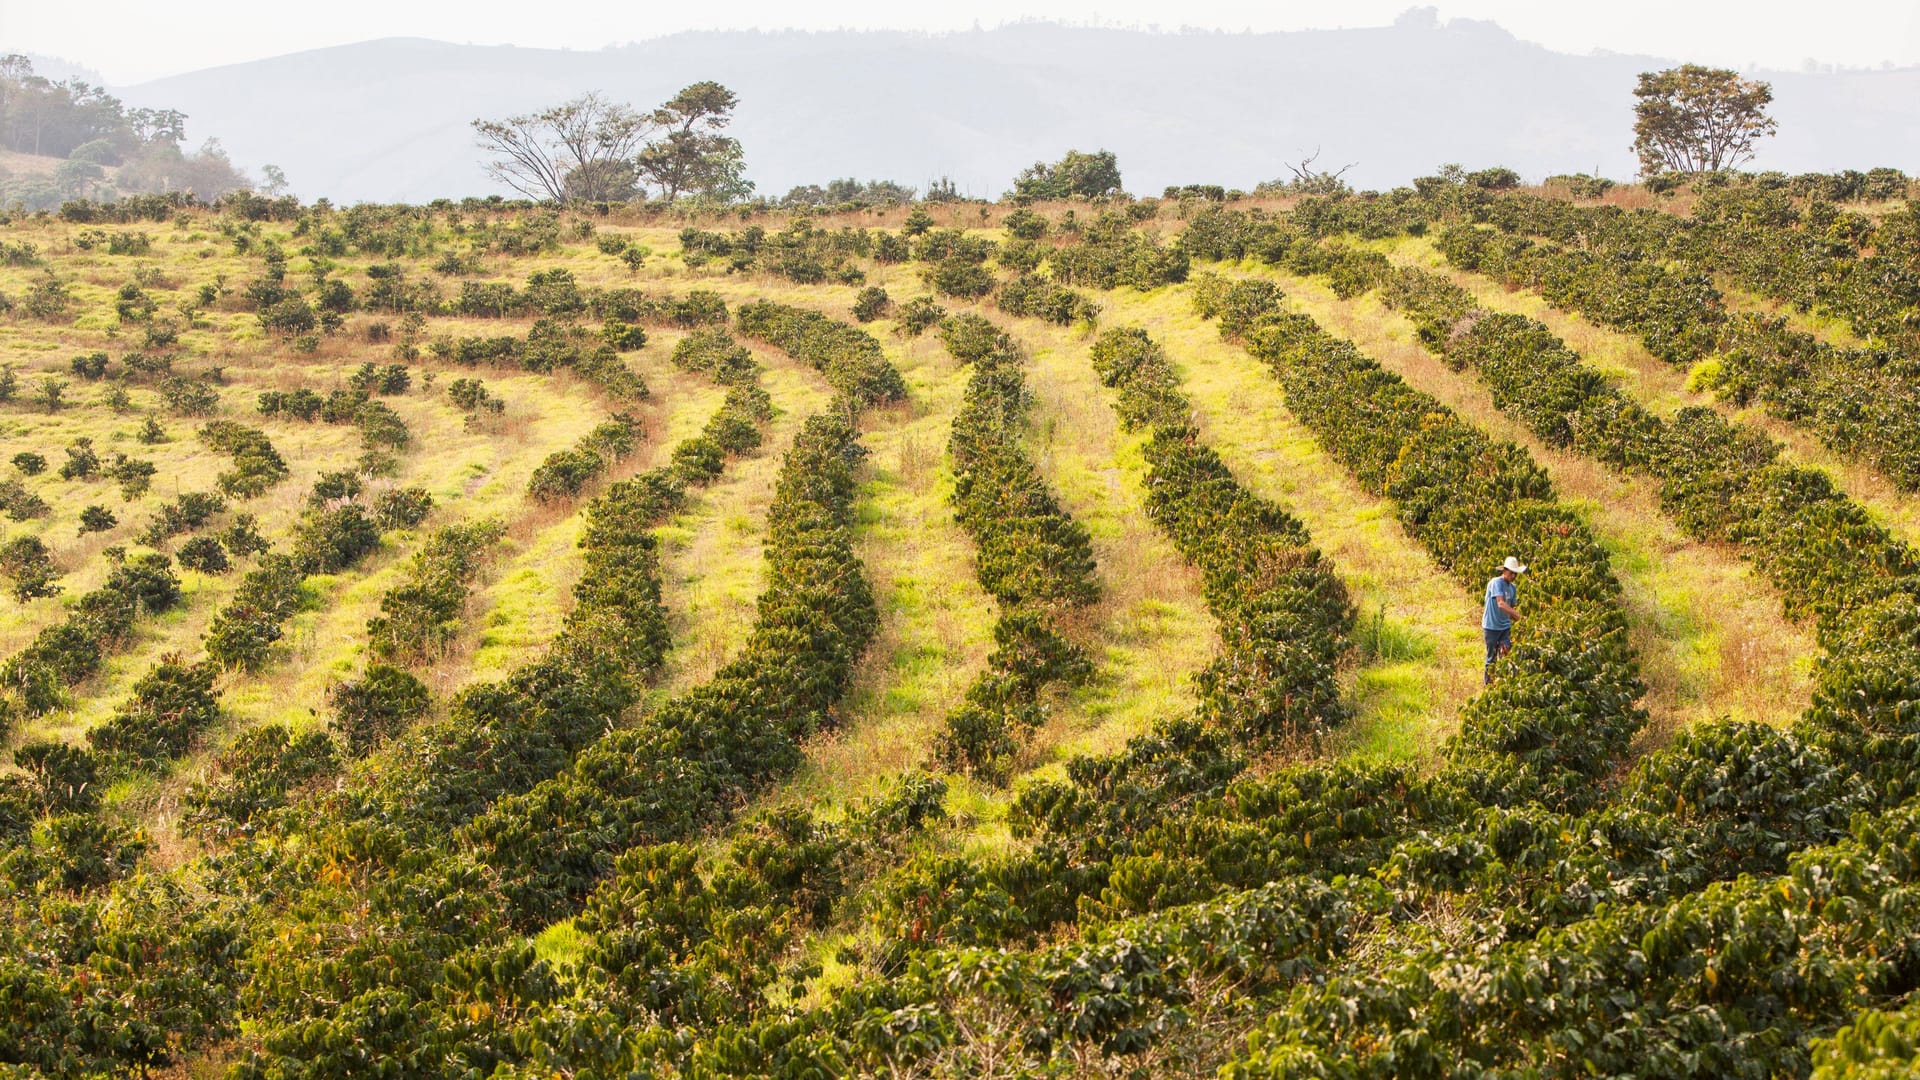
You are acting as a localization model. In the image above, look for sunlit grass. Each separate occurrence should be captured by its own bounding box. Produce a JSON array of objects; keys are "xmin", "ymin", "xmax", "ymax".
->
[{"xmin": 1231, "ymin": 254, "xmax": 1819, "ymax": 741}]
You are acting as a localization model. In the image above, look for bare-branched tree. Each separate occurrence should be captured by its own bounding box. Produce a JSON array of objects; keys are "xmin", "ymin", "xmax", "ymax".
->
[
  {"xmin": 1283, "ymin": 148, "xmax": 1356, "ymax": 193},
  {"xmin": 472, "ymin": 92, "xmax": 652, "ymax": 203}
]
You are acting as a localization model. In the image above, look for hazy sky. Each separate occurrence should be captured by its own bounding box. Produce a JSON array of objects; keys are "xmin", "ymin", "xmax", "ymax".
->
[{"xmin": 6, "ymin": 0, "xmax": 1918, "ymax": 84}]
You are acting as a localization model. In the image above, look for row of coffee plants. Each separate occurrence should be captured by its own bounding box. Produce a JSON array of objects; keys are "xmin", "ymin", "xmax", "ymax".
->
[
  {"xmin": 464, "ymin": 365, "xmax": 891, "ymax": 928},
  {"xmin": 733, "ymin": 298, "xmax": 911, "ymax": 408},
  {"xmin": 365, "ymin": 518, "xmax": 508, "ymax": 665},
  {"xmin": 1485, "ymin": 186, "xmax": 1920, "ymax": 346},
  {"xmin": 206, "ymin": 302, "xmax": 900, "ymax": 1079},
  {"xmin": 932, "ymin": 313, "xmax": 1099, "ymax": 781},
  {"xmin": 1471, "ymin": 186, "xmax": 1916, "ymax": 341},
  {"xmin": 429, "ymin": 316, "xmax": 648, "ymax": 400},
  {"xmin": 0, "ymin": 552, "xmax": 180, "ymax": 721},
  {"xmin": 197, "ymin": 419, "xmax": 291, "ymax": 497},
  {"xmin": 525, "ymin": 413, "xmax": 642, "ymax": 502},
  {"xmin": 666, "ymin": 328, "xmax": 775, "ymax": 483},
  {"xmin": 995, "ymin": 272, "xmax": 1101, "ymax": 325},
  {"xmin": 1089, "ymin": 325, "xmax": 1354, "ymax": 744},
  {"xmin": 680, "ymin": 219, "xmax": 873, "ymax": 284},
  {"xmin": 1435, "ymin": 222, "xmax": 1725, "ymax": 365},
  {"xmin": 1048, "ymin": 210, "xmax": 1191, "ymax": 290}
]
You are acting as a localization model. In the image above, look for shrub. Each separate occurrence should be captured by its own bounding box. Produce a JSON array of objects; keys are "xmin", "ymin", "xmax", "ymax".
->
[
  {"xmin": 14, "ymin": 740, "xmax": 101, "ymax": 814},
  {"xmin": 371, "ymin": 487, "xmax": 434, "ymax": 530},
  {"xmin": 85, "ymin": 654, "xmax": 221, "ymax": 766},
  {"xmin": 0, "ymin": 535, "xmax": 61, "ymax": 601},
  {"xmin": 105, "ymin": 453, "xmax": 156, "ymax": 498},
  {"xmin": 292, "ymin": 504, "xmax": 381, "ymax": 574},
  {"xmin": 851, "ymin": 286, "xmax": 891, "ymax": 323},
  {"xmin": 204, "ymin": 603, "xmax": 283, "ymax": 673},
  {"xmin": 366, "ymin": 519, "xmax": 504, "ymax": 664},
  {"xmin": 353, "ymin": 401, "xmax": 411, "ymax": 450},
  {"xmin": 348, "ymin": 362, "xmax": 411, "ymax": 395},
  {"xmin": 78, "ymin": 504, "xmax": 116, "ymax": 534},
  {"xmin": 997, "ymin": 274, "xmax": 1100, "ymax": 325},
  {"xmin": 200, "ymin": 420, "xmax": 289, "ymax": 495},
  {"xmin": 176, "ymin": 536, "xmax": 230, "ymax": 574},
  {"xmin": 159, "ymin": 376, "xmax": 220, "ymax": 416},
  {"xmin": 0, "ymin": 478, "xmax": 50, "ymax": 520},
  {"xmin": 181, "ymin": 722, "xmax": 338, "ymax": 840},
  {"xmin": 331, "ymin": 663, "xmax": 432, "ymax": 756},
  {"xmin": 922, "ymin": 258, "xmax": 996, "ymax": 299},
  {"xmin": 259, "ymin": 295, "xmax": 317, "ymax": 337},
  {"xmin": 69, "ymin": 351, "xmax": 110, "ymax": 380},
  {"xmin": 59, "ymin": 437, "xmax": 100, "ymax": 480},
  {"xmin": 307, "ymin": 469, "xmax": 364, "ymax": 506},
  {"xmin": 528, "ymin": 448, "xmax": 606, "ymax": 503},
  {"xmin": 11, "ymin": 451, "xmax": 45, "ymax": 476},
  {"xmin": 447, "ymin": 377, "xmax": 505, "ymax": 415},
  {"xmin": 896, "ymin": 296, "xmax": 947, "ymax": 337},
  {"xmin": 602, "ymin": 320, "xmax": 647, "ymax": 351},
  {"xmin": 139, "ymin": 491, "xmax": 227, "ymax": 546},
  {"xmin": 220, "ymin": 513, "xmax": 269, "ymax": 557}
]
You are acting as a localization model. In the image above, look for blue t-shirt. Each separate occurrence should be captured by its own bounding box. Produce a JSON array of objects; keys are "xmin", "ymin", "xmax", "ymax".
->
[{"xmin": 1483, "ymin": 576, "xmax": 1517, "ymax": 631}]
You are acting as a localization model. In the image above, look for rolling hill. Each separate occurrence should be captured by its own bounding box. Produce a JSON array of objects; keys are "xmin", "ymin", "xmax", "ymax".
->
[{"xmin": 115, "ymin": 15, "xmax": 1920, "ymax": 204}]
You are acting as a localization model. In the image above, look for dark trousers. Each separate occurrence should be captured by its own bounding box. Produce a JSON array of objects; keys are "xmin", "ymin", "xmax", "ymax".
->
[{"xmin": 1484, "ymin": 626, "xmax": 1512, "ymax": 684}]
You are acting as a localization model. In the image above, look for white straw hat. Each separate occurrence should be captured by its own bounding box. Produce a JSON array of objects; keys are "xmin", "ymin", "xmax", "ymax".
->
[{"xmin": 1499, "ymin": 556, "xmax": 1528, "ymax": 574}]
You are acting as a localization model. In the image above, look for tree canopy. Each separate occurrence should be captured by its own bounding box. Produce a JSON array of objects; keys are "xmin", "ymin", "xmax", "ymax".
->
[
  {"xmin": 634, "ymin": 82, "xmax": 750, "ymax": 203},
  {"xmin": 472, "ymin": 92, "xmax": 651, "ymax": 204},
  {"xmin": 0, "ymin": 54, "xmax": 254, "ymax": 210},
  {"xmin": 1011, "ymin": 149, "xmax": 1123, "ymax": 200},
  {"xmin": 1632, "ymin": 65, "xmax": 1778, "ymax": 176},
  {"xmin": 474, "ymin": 83, "xmax": 751, "ymax": 205}
]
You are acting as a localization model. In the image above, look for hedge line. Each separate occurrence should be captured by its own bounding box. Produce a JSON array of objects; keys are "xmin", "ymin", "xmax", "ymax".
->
[
  {"xmin": 932, "ymin": 313, "xmax": 1098, "ymax": 781},
  {"xmin": 464, "ymin": 411, "xmax": 880, "ymax": 924},
  {"xmin": 366, "ymin": 519, "xmax": 507, "ymax": 666}
]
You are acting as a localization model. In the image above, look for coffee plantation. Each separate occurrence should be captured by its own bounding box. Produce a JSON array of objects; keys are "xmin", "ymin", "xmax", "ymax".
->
[{"xmin": 2, "ymin": 165, "xmax": 1919, "ymax": 1078}]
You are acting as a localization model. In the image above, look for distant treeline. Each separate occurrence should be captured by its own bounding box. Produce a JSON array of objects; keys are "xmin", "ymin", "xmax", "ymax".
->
[{"xmin": 0, "ymin": 54, "xmax": 262, "ymax": 212}]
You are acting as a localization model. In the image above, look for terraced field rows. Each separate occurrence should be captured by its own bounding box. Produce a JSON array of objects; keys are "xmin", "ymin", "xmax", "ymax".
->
[{"xmin": 4, "ymin": 183, "xmax": 1918, "ymax": 1077}]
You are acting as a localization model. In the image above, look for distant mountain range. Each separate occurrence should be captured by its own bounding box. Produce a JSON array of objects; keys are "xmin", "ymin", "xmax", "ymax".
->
[{"xmin": 110, "ymin": 15, "xmax": 1920, "ymax": 204}]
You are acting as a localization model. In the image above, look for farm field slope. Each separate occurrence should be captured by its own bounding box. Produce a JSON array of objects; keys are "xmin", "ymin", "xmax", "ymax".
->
[{"xmin": 2, "ymin": 173, "xmax": 1919, "ymax": 1078}]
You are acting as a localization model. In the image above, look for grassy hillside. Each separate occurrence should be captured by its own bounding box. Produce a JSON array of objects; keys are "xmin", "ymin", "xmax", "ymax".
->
[{"xmin": 4, "ymin": 174, "xmax": 1920, "ymax": 1078}]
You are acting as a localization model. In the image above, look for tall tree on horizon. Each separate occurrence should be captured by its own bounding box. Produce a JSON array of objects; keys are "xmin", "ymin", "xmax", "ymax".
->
[
  {"xmin": 1631, "ymin": 65, "xmax": 1778, "ymax": 176},
  {"xmin": 472, "ymin": 91, "xmax": 652, "ymax": 203},
  {"xmin": 633, "ymin": 82, "xmax": 749, "ymax": 203}
]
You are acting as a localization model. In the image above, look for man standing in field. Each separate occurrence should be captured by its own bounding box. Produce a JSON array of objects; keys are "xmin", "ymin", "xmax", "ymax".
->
[{"xmin": 1484, "ymin": 556, "xmax": 1525, "ymax": 684}]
